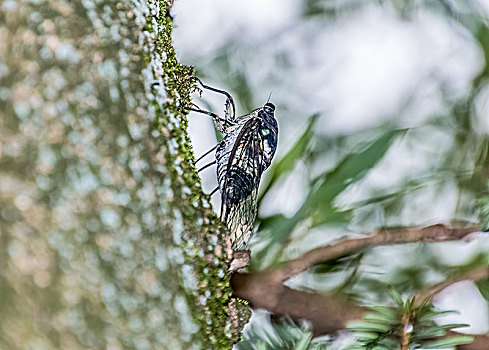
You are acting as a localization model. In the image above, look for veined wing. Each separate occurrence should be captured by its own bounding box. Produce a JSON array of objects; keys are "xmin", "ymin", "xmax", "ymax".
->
[{"xmin": 219, "ymin": 118, "xmax": 264, "ymax": 249}]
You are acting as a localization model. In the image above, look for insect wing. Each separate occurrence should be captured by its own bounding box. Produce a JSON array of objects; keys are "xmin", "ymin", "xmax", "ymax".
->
[{"xmin": 219, "ymin": 118, "xmax": 264, "ymax": 248}]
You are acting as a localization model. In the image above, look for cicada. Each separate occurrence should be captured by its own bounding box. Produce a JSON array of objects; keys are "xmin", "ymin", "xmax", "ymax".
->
[{"xmin": 187, "ymin": 78, "xmax": 278, "ymax": 249}]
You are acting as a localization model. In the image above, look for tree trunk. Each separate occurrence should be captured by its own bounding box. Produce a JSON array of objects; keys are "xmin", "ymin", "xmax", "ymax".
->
[{"xmin": 0, "ymin": 0, "xmax": 234, "ymax": 348}]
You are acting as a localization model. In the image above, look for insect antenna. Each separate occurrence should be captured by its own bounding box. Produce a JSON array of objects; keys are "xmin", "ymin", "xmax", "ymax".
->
[{"xmin": 266, "ymin": 91, "xmax": 273, "ymax": 104}]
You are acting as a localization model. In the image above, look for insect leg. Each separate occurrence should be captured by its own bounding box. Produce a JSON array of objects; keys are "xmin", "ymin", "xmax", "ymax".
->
[
  {"xmin": 195, "ymin": 144, "xmax": 218, "ymax": 163},
  {"xmin": 192, "ymin": 77, "xmax": 236, "ymax": 122},
  {"xmin": 185, "ymin": 107, "xmax": 231, "ymax": 128},
  {"xmin": 198, "ymin": 160, "xmax": 216, "ymax": 172},
  {"xmin": 209, "ymin": 186, "xmax": 219, "ymax": 196}
]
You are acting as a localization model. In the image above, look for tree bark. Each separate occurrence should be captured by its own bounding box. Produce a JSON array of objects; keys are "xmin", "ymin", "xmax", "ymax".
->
[{"xmin": 0, "ymin": 0, "xmax": 233, "ymax": 348}]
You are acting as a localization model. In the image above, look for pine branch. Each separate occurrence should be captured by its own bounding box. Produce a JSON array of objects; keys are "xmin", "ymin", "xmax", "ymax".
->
[{"xmin": 232, "ymin": 223, "xmax": 483, "ymax": 341}]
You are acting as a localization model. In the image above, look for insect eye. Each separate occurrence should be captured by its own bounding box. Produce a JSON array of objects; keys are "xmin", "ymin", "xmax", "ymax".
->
[{"xmin": 263, "ymin": 103, "xmax": 275, "ymax": 114}]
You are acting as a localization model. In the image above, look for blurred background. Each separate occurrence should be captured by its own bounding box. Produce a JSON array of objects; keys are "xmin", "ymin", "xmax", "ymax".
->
[{"xmin": 173, "ymin": 0, "xmax": 489, "ymax": 347}]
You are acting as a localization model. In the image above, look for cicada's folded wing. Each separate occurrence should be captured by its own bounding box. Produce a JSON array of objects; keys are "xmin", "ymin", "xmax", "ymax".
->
[
  {"xmin": 218, "ymin": 118, "xmax": 264, "ymax": 249},
  {"xmin": 225, "ymin": 187, "xmax": 258, "ymax": 249}
]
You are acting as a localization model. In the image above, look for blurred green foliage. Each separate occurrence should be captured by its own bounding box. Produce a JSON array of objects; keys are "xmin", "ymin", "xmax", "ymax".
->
[
  {"xmin": 237, "ymin": 316, "xmax": 328, "ymax": 350},
  {"xmin": 347, "ymin": 289, "xmax": 473, "ymax": 350},
  {"xmin": 232, "ymin": 0, "xmax": 489, "ymax": 349},
  {"xmin": 254, "ymin": 127, "xmax": 403, "ymax": 267}
]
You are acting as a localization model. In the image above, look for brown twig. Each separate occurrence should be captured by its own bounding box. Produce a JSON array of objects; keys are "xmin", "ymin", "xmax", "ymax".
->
[
  {"xmin": 401, "ymin": 309, "xmax": 412, "ymax": 350},
  {"xmin": 458, "ymin": 333, "xmax": 489, "ymax": 349},
  {"xmin": 274, "ymin": 224, "xmax": 480, "ymax": 282},
  {"xmin": 231, "ymin": 271, "xmax": 365, "ymax": 336},
  {"xmin": 415, "ymin": 266, "xmax": 489, "ymax": 306}
]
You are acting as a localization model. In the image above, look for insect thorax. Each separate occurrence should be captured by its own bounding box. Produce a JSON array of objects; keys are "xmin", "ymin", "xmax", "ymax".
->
[{"xmin": 216, "ymin": 109, "xmax": 277, "ymax": 206}]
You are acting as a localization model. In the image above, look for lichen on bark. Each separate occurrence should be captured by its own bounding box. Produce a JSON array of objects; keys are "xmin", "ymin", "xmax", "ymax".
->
[{"xmin": 139, "ymin": 0, "xmax": 235, "ymax": 347}]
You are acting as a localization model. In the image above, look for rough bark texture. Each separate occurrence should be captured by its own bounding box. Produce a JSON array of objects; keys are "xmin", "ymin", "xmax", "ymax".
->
[{"xmin": 0, "ymin": 0, "xmax": 234, "ymax": 348}]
